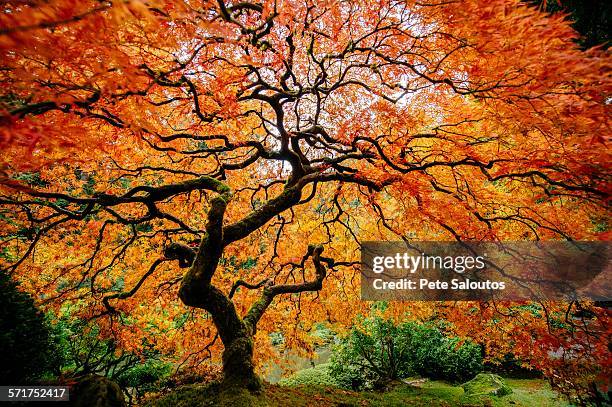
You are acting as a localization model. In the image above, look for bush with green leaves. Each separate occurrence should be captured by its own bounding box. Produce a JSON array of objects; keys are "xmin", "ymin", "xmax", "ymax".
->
[
  {"xmin": 407, "ymin": 323, "xmax": 483, "ymax": 383},
  {"xmin": 278, "ymin": 363, "xmax": 340, "ymax": 387},
  {"xmin": 0, "ymin": 269, "xmax": 58, "ymax": 384},
  {"xmin": 50, "ymin": 310, "xmax": 172, "ymax": 403},
  {"xmin": 328, "ymin": 317, "xmax": 414, "ymax": 390},
  {"xmin": 117, "ymin": 359, "xmax": 172, "ymax": 401},
  {"xmin": 329, "ymin": 317, "xmax": 483, "ymax": 390}
]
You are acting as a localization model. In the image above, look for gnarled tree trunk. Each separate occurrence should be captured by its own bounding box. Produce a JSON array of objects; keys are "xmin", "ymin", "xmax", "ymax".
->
[
  {"xmin": 178, "ymin": 277, "xmax": 262, "ymax": 391},
  {"xmin": 165, "ymin": 178, "xmax": 331, "ymax": 392}
]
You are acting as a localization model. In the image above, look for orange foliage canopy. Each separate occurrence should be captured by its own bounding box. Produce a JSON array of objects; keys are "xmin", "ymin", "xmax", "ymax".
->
[{"xmin": 0, "ymin": 0, "xmax": 610, "ymax": 397}]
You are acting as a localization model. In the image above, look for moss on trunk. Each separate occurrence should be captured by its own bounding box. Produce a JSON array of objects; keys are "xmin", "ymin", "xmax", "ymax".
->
[{"xmin": 222, "ymin": 336, "xmax": 262, "ymax": 392}]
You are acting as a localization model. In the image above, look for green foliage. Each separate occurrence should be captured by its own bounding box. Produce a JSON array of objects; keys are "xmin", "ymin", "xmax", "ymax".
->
[
  {"xmin": 591, "ymin": 217, "xmax": 608, "ymax": 233},
  {"xmin": 50, "ymin": 315, "xmax": 123, "ymax": 377},
  {"xmin": 329, "ymin": 317, "xmax": 412, "ymax": 389},
  {"xmin": 407, "ymin": 324, "xmax": 483, "ymax": 383},
  {"xmin": 240, "ymin": 257, "xmax": 258, "ymax": 270},
  {"xmin": 218, "ymin": 255, "xmax": 258, "ymax": 270},
  {"xmin": 0, "ymin": 269, "xmax": 57, "ymax": 384},
  {"xmin": 531, "ymin": 0, "xmax": 610, "ymax": 49},
  {"xmin": 269, "ymin": 332, "xmax": 284, "ymax": 346},
  {"xmin": 485, "ymin": 353, "xmax": 542, "ymax": 379},
  {"xmin": 11, "ymin": 172, "xmax": 49, "ymax": 187},
  {"xmin": 278, "ymin": 363, "xmax": 340, "ymax": 387},
  {"xmin": 51, "ymin": 311, "xmax": 171, "ymax": 390},
  {"xmin": 117, "ymin": 359, "xmax": 172, "ymax": 396},
  {"xmin": 136, "ymin": 222, "xmax": 154, "ymax": 232},
  {"xmin": 311, "ymin": 323, "xmax": 337, "ymax": 344},
  {"xmin": 329, "ymin": 317, "xmax": 483, "ymax": 390},
  {"xmin": 327, "ymin": 361, "xmax": 373, "ymax": 391},
  {"xmin": 0, "ymin": 246, "xmax": 17, "ymax": 262}
]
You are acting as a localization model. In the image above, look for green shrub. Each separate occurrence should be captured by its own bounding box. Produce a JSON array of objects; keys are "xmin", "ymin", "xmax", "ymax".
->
[
  {"xmin": 278, "ymin": 363, "xmax": 340, "ymax": 387},
  {"xmin": 329, "ymin": 317, "xmax": 414, "ymax": 390},
  {"xmin": 0, "ymin": 269, "xmax": 57, "ymax": 384},
  {"xmin": 49, "ymin": 309, "xmax": 172, "ymax": 402},
  {"xmin": 407, "ymin": 324, "xmax": 482, "ymax": 383},
  {"xmin": 329, "ymin": 317, "xmax": 483, "ymax": 390},
  {"xmin": 118, "ymin": 360, "xmax": 172, "ymax": 390},
  {"xmin": 117, "ymin": 359, "xmax": 172, "ymax": 400},
  {"xmin": 326, "ymin": 361, "xmax": 370, "ymax": 390},
  {"xmin": 484, "ymin": 353, "xmax": 541, "ymax": 378}
]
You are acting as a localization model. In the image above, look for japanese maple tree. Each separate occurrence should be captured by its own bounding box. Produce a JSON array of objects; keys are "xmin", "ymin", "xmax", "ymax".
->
[{"xmin": 0, "ymin": 0, "xmax": 609, "ymax": 394}]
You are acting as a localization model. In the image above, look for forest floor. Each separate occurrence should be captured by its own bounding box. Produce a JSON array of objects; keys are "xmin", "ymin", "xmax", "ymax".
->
[{"xmin": 146, "ymin": 378, "xmax": 569, "ymax": 407}]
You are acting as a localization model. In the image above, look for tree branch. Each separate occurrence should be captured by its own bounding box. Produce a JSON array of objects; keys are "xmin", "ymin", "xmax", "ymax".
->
[{"xmin": 243, "ymin": 245, "xmax": 331, "ymax": 333}]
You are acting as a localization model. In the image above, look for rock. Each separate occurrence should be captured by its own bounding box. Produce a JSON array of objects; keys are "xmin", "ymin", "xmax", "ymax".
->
[
  {"xmin": 402, "ymin": 377, "xmax": 428, "ymax": 387},
  {"xmin": 462, "ymin": 373, "xmax": 512, "ymax": 397},
  {"xmin": 70, "ymin": 375, "xmax": 127, "ymax": 407}
]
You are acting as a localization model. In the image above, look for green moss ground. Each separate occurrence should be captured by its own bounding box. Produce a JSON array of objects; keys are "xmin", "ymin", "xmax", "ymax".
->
[{"xmin": 146, "ymin": 378, "xmax": 568, "ymax": 407}]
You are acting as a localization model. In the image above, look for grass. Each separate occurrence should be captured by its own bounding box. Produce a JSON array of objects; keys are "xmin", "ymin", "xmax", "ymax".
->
[
  {"xmin": 502, "ymin": 378, "xmax": 570, "ymax": 407},
  {"xmin": 145, "ymin": 377, "xmax": 569, "ymax": 407}
]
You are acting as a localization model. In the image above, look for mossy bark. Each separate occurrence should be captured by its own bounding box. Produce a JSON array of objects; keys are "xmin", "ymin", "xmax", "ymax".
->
[
  {"xmin": 178, "ymin": 278, "xmax": 262, "ymax": 392},
  {"xmin": 175, "ymin": 242, "xmax": 329, "ymax": 393},
  {"xmin": 172, "ymin": 181, "xmax": 313, "ymax": 393},
  {"xmin": 221, "ymin": 336, "xmax": 261, "ymax": 391}
]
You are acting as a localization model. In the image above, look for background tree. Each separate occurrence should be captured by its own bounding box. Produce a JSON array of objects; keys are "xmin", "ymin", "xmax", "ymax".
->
[
  {"xmin": 530, "ymin": 0, "xmax": 610, "ymax": 49},
  {"xmin": 0, "ymin": 0, "xmax": 609, "ymax": 395},
  {"xmin": 0, "ymin": 268, "xmax": 57, "ymax": 384},
  {"xmin": 329, "ymin": 317, "xmax": 483, "ymax": 390}
]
